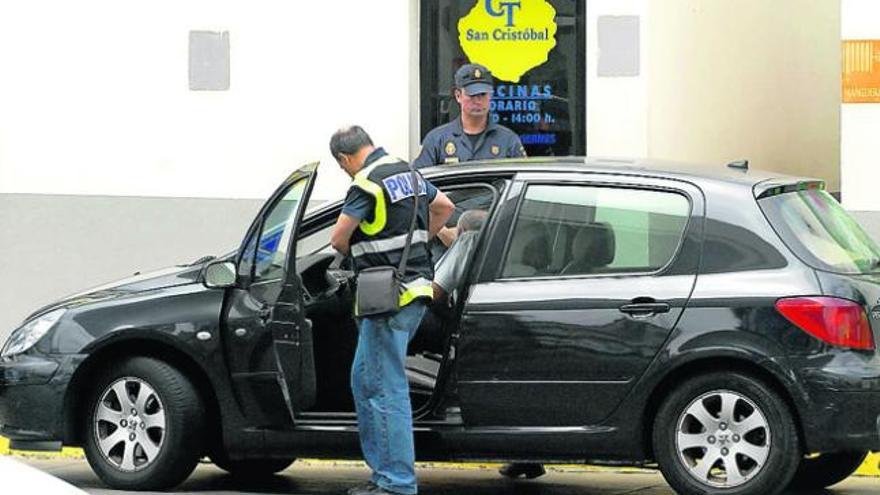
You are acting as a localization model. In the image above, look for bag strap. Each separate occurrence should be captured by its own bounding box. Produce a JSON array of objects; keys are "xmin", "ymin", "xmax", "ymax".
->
[{"xmin": 397, "ymin": 161, "xmax": 421, "ymax": 276}]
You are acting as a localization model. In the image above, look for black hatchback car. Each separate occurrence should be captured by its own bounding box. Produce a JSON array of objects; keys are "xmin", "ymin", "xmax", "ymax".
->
[{"xmin": 2, "ymin": 158, "xmax": 880, "ymax": 495}]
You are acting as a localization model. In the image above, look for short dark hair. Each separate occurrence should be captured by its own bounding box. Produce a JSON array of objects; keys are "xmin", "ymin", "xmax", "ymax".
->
[
  {"xmin": 329, "ymin": 125, "xmax": 373, "ymax": 161},
  {"xmin": 457, "ymin": 209, "xmax": 488, "ymax": 232}
]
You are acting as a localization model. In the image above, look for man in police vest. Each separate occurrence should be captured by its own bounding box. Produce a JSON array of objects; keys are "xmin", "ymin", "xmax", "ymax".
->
[
  {"xmin": 329, "ymin": 126, "xmax": 454, "ymax": 495},
  {"xmin": 414, "ymin": 64, "xmax": 546, "ymax": 481},
  {"xmin": 413, "ymin": 63, "xmax": 527, "ymax": 169}
]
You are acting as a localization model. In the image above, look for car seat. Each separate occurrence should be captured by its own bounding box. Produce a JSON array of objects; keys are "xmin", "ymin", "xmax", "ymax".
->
[
  {"xmin": 560, "ymin": 222, "xmax": 616, "ymax": 275},
  {"xmin": 503, "ymin": 223, "xmax": 551, "ymax": 277}
]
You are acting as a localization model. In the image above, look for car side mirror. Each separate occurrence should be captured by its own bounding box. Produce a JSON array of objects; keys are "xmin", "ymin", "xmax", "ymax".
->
[{"xmin": 203, "ymin": 261, "xmax": 237, "ymax": 289}]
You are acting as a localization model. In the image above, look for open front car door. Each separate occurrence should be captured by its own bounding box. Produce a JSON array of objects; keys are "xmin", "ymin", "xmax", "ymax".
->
[{"xmin": 222, "ymin": 162, "xmax": 319, "ymax": 425}]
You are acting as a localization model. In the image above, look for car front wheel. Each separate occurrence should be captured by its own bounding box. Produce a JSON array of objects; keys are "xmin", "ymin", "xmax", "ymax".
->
[
  {"xmin": 788, "ymin": 451, "xmax": 868, "ymax": 490},
  {"xmin": 652, "ymin": 372, "xmax": 801, "ymax": 495},
  {"xmin": 82, "ymin": 356, "xmax": 205, "ymax": 490}
]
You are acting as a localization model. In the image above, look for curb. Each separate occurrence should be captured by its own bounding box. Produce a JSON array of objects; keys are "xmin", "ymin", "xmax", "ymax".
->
[
  {"xmin": 2, "ymin": 436, "xmax": 877, "ymax": 476},
  {"xmin": 0, "ymin": 437, "xmax": 83, "ymax": 460},
  {"xmin": 859, "ymin": 453, "xmax": 880, "ymax": 476}
]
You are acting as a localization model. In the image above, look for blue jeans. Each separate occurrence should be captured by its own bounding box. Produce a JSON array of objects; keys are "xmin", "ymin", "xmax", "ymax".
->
[{"xmin": 351, "ymin": 301, "xmax": 427, "ymax": 495}]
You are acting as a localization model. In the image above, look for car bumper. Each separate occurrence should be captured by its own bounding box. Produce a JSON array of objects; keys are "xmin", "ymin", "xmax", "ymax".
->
[
  {"xmin": 0, "ymin": 353, "xmax": 85, "ymax": 450},
  {"xmin": 797, "ymin": 361, "xmax": 880, "ymax": 452}
]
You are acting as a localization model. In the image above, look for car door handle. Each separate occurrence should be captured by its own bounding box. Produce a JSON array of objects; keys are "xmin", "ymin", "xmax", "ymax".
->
[{"xmin": 618, "ymin": 302, "xmax": 671, "ymax": 317}]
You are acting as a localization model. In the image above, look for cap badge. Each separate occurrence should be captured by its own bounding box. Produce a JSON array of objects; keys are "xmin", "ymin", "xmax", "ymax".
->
[
  {"xmin": 491, "ymin": 145, "xmax": 500, "ymax": 156},
  {"xmin": 474, "ymin": 68, "xmax": 482, "ymax": 78},
  {"xmin": 445, "ymin": 141, "xmax": 457, "ymax": 156}
]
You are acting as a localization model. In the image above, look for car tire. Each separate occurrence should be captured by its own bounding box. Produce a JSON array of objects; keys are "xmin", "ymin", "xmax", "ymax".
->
[
  {"xmin": 788, "ymin": 451, "xmax": 868, "ymax": 490},
  {"xmin": 210, "ymin": 452, "xmax": 296, "ymax": 478},
  {"xmin": 82, "ymin": 356, "xmax": 205, "ymax": 490},
  {"xmin": 652, "ymin": 372, "xmax": 801, "ymax": 495}
]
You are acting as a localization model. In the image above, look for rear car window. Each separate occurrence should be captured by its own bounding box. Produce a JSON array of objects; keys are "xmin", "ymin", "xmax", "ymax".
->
[
  {"xmin": 501, "ymin": 184, "xmax": 690, "ymax": 278},
  {"xmin": 759, "ymin": 189, "xmax": 880, "ymax": 274}
]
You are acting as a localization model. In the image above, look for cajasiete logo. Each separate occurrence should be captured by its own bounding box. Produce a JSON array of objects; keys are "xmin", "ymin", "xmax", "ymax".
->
[
  {"xmin": 458, "ymin": 0, "xmax": 557, "ymax": 82},
  {"xmin": 486, "ymin": 0, "xmax": 521, "ymax": 27}
]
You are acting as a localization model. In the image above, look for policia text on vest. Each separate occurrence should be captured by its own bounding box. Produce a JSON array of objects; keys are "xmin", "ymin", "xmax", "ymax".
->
[{"xmin": 346, "ymin": 153, "xmax": 437, "ymax": 311}]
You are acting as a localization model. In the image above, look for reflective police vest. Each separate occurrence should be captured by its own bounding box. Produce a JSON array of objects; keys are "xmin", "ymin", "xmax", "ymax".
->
[{"xmin": 349, "ymin": 155, "xmax": 434, "ymax": 309}]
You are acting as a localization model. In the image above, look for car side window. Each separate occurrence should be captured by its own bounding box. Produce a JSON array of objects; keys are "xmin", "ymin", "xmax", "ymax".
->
[
  {"xmin": 501, "ymin": 184, "xmax": 690, "ymax": 278},
  {"xmin": 241, "ymin": 179, "xmax": 308, "ymax": 281}
]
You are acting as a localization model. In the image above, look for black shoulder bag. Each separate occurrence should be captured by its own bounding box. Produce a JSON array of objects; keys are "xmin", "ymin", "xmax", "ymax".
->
[{"xmin": 355, "ymin": 163, "xmax": 421, "ymax": 317}]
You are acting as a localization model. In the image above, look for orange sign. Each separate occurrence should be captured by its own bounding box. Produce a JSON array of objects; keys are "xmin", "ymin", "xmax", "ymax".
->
[{"xmin": 842, "ymin": 40, "xmax": 880, "ymax": 103}]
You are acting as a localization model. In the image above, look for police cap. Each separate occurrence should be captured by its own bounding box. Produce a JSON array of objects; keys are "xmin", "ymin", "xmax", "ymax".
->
[{"xmin": 454, "ymin": 63, "xmax": 493, "ymax": 96}]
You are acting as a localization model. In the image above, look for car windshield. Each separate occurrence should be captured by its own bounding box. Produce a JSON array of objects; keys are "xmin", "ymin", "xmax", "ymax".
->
[{"xmin": 760, "ymin": 188, "xmax": 880, "ymax": 274}]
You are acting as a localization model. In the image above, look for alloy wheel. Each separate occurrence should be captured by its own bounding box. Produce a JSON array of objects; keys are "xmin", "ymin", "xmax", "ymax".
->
[
  {"xmin": 675, "ymin": 389, "xmax": 771, "ymax": 488},
  {"xmin": 92, "ymin": 377, "xmax": 166, "ymax": 472}
]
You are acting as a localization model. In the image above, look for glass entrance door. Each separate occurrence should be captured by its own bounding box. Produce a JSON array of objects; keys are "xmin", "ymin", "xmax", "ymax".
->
[{"xmin": 420, "ymin": 0, "xmax": 586, "ymax": 157}]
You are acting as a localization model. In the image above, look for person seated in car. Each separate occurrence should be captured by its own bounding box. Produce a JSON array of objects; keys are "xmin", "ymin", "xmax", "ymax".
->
[
  {"xmin": 407, "ymin": 210, "xmax": 488, "ymax": 356},
  {"xmin": 432, "ymin": 209, "xmax": 487, "ymax": 302}
]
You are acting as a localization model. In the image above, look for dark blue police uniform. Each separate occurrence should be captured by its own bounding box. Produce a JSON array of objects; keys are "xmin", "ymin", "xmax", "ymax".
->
[{"xmin": 413, "ymin": 118, "xmax": 527, "ymax": 168}]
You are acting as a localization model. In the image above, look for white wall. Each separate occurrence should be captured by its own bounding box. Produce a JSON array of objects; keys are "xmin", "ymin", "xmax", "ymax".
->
[
  {"xmin": 0, "ymin": 1, "xmax": 415, "ymax": 202},
  {"xmin": 841, "ymin": 0, "xmax": 880, "ymax": 211},
  {"xmin": 585, "ymin": 0, "xmax": 649, "ymax": 158},
  {"xmin": 646, "ymin": 0, "xmax": 840, "ymax": 190},
  {"xmin": 0, "ymin": 194, "xmax": 262, "ymax": 339}
]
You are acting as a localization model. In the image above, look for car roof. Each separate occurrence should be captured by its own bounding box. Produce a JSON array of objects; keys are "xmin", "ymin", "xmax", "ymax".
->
[{"xmin": 418, "ymin": 156, "xmax": 821, "ymax": 191}]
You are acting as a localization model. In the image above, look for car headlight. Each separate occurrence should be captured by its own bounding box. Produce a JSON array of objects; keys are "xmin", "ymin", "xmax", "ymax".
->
[{"xmin": 1, "ymin": 309, "xmax": 66, "ymax": 358}]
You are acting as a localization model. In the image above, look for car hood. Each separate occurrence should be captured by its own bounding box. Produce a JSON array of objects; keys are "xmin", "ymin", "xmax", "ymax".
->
[{"xmin": 26, "ymin": 263, "xmax": 206, "ymax": 320}]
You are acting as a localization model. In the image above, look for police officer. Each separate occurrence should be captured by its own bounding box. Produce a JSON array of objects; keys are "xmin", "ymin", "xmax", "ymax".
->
[
  {"xmin": 413, "ymin": 63, "xmax": 526, "ymax": 168},
  {"xmin": 414, "ymin": 64, "xmax": 546, "ymax": 481},
  {"xmin": 329, "ymin": 126, "xmax": 454, "ymax": 495}
]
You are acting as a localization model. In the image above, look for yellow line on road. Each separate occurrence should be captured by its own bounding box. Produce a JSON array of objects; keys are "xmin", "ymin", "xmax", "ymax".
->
[
  {"xmin": 0, "ymin": 436, "xmax": 83, "ymax": 459},
  {"xmin": 857, "ymin": 453, "xmax": 880, "ymax": 475}
]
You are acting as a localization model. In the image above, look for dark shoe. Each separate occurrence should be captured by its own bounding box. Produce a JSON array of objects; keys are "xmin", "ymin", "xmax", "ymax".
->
[{"xmin": 499, "ymin": 462, "xmax": 546, "ymax": 479}]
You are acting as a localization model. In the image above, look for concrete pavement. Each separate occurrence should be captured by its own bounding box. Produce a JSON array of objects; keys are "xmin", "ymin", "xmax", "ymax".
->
[{"xmin": 15, "ymin": 457, "xmax": 880, "ymax": 495}]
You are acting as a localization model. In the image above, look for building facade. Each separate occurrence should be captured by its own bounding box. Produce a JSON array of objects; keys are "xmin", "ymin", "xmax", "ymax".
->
[{"xmin": 1, "ymin": 0, "xmax": 876, "ymax": 338}]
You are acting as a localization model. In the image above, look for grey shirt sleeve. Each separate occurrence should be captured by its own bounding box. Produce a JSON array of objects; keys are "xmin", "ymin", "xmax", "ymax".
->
[{"xmin": 433, "ymin": 232, "xmax": 479, "ymax": 292}]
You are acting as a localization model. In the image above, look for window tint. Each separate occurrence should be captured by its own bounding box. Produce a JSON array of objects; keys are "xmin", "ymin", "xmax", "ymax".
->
[
  {"xmin": 242, "ymin": 180, "xmax": 308, "ymax": 281},
  {"xmin": 501, "ymin": 184, "xmax": 690, "ymax": 278},
  {"xmin": 700, "ymin": 218, "xmax": 788, "ymax": 273},
  {"xmin": 760, "ymin": 189, "xmax": 880, "ymax": 274},
  {"xmin": 444, "ymin": 186, "xmax": 497, "ymax": 226}
]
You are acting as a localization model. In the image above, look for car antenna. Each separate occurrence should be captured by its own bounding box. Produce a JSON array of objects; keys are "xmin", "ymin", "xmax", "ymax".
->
[{"xmin": 727, "ymin": 159, "xmax": 749, "ymax": 171}]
